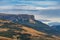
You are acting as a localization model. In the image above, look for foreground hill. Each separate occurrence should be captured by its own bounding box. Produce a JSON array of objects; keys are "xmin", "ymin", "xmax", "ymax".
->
[{"xmin": 0, "ymin": 19, "xmax": 60, "ymax": 40}]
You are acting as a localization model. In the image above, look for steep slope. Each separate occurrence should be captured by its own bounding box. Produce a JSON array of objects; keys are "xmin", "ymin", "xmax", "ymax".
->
[
  {"xmin": 0, "ymin": 14, "xmax": 50, "ymax": 33},
  {"xmin": 0, "ymin": 19, "xmax": 60, "ymax": 40},
  {"xmin": 48, "ymin": 22, "xmax": 60, "ymax": 36},
  {"xmin": 0, "ymin": 14, "xmax": 59, "ymax": 36},
  {"xmin": 0, "ymin": 19, "xmax": 47, "ymax": 37},
  {"xmin": 0, "ymin": 14, "xmax": 60, "ymax": 40}
]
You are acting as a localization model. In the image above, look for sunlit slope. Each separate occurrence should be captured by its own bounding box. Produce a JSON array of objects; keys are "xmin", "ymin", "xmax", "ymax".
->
[{"xmin": 0, "ymin": 19, "xmax": 60, "ymax": 40}]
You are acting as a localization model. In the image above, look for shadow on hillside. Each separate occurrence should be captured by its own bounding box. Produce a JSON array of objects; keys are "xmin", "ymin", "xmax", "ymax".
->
[{"xmin": 18, "ymin": 33, "xmax": 31, "ymax": 40}]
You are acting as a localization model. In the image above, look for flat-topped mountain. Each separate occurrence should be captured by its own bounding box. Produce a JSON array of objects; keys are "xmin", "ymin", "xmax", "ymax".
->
[
  {"xmin": 0, "ymin": 13, "xmax": 60, "ymax": 40},
  {"xmin": 0, "ymin": 13, "xmax": 58, "ymax": 35},
  {"xmin": 0, "ymin": 14, "xmax": 35, "ymax": 23},
  {"xmin": 0, "ymin": 13, "xmax": 50, "ymax": 32}
]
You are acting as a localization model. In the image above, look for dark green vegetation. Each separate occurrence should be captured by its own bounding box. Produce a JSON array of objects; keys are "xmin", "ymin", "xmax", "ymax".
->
[{"xmin": 0, "ymin": 21, "xmax": 31, "ymax": 40}]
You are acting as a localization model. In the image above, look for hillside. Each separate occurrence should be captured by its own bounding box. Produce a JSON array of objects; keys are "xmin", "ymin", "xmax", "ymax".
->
[
  {"xmin": 0, "ymin": 14, "xmax": 60, "ymax": 40},
  {"xmin": 0, "ymin": 19, "xmax": 59, "ymax": 40},
  {"xmin": 0, "ymin": 14, "xmax": 51, "ymax": 33}
]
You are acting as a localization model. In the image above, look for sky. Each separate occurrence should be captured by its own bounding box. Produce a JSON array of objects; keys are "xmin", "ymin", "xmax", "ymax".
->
[{"xmin": 0, "ymin": 0, "xmax": 60, "ymax": 24}]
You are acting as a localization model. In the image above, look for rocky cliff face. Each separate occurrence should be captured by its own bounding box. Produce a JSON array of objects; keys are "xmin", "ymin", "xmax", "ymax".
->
[{"xmin": 0, "ymin": 14, "xmax": 35, "ymax": 23}]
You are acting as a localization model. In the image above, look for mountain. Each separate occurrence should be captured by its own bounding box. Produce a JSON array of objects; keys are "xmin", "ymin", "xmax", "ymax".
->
[
  {"xmin": 0, "ymin": 13, "xmax": 52, "ymax": 34},
  {"xmin": 0, "ymin": 19, "xmax": 60, "ymax": 40},
  {"xmin": 48, "ymin": 22, "xmax": 60, "ymax": 26},
  {"xmin": 0, "ymin": 13, "xmax": 60, "ymax": 40},
  {"xmin": 0, "ymin": 13, "xmax": 35, "ymax": 23},
  {"xmin": 0, "ymin": 13, "xmax": 59, "ymax": 35},
  {"xmin": 0, "ymin": 13, "xmax": 49, "ymax": 30},
  {"xmin": 50, "ymin": 25, "xmax": 60, "ymax": 36},
  {"xmin": 51, "ymin": 25, "xmax": 60, "ymax": 31}
]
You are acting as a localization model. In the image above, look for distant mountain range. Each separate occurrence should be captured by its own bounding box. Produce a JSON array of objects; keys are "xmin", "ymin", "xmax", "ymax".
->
[{"xmin": 48, "ymin": 22, "xmax": 60, "ymax": 26}]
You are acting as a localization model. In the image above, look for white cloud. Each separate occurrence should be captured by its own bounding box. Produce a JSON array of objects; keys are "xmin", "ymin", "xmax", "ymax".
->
[
  {"xmin": 0, "ymin": 6, "xmax": 13, "ymax": 10},
  {"xmin": 0, "ymin": 1, "xmax": 59, "ymax": 10},
  {"xmin": 34, "ymin": 14, "xmax": 60, "ymax": 24},
  {"xmin": 0, "ymin": 5, "xmax": 36, "ymax": 10},
  {"xmin": 36, "ymin": 6, "xmax": 60, "ymax": 10},
  {"xmin": 0, "ymin": 5, "xmax": 60, "ymax": 10}
]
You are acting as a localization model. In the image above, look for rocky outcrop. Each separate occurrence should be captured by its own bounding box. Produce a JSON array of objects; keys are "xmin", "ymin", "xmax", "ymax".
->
[{"xmin": 0, "ymin": 14, "xmax": 35, "ymax": 23}]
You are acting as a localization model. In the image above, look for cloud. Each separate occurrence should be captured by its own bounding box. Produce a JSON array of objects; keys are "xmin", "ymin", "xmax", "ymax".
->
[
  {"xmin": 39, "ymin": 19, "xmax": 51, "ymax": 22},
  {"xmin": 34, "ymin": 14, "xmax": 60, "ymax": 24},
  {"xmin": 0, "ymin": 5, "xmax": 60, "ymax": 11},
  {"xmin": 0, "ymin": 0, "xmax": 59, "ymax": 10},
  {"xmin": 0, "ymin": 6, "xmax": 13, "ymax": 9},
  {"xmin": 36, "ymin": 6, "xmax": 60, "ymax": 10}
]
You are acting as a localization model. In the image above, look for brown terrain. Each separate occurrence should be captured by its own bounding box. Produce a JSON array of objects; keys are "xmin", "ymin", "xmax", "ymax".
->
[{"xmin": 0, "ymin": 20, "xmax": 60, "ymax": 40}]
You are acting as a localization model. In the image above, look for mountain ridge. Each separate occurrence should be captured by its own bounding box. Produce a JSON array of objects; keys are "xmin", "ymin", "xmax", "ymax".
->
[
  {"xmin": 0, "ymin": 13, "xmax": 60, "ymax": 40},
  {"xmin": 0, "ymin": 19, "xmax": 60, "ymax": 40}
]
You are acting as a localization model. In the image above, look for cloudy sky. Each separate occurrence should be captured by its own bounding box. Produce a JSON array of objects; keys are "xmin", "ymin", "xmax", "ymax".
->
[{"xmin": 0, "ymin": 0, "xmax": 60, "ymax": 24}]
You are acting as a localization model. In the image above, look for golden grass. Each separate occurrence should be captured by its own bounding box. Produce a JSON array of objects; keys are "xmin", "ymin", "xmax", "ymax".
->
[
  {"xmin": 0, "ymin": 28, "xmax": 9, "ymax": 32},
  {"xmin": 21, "ymin": 26, "xmax": 46, "ymax": 36}
]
